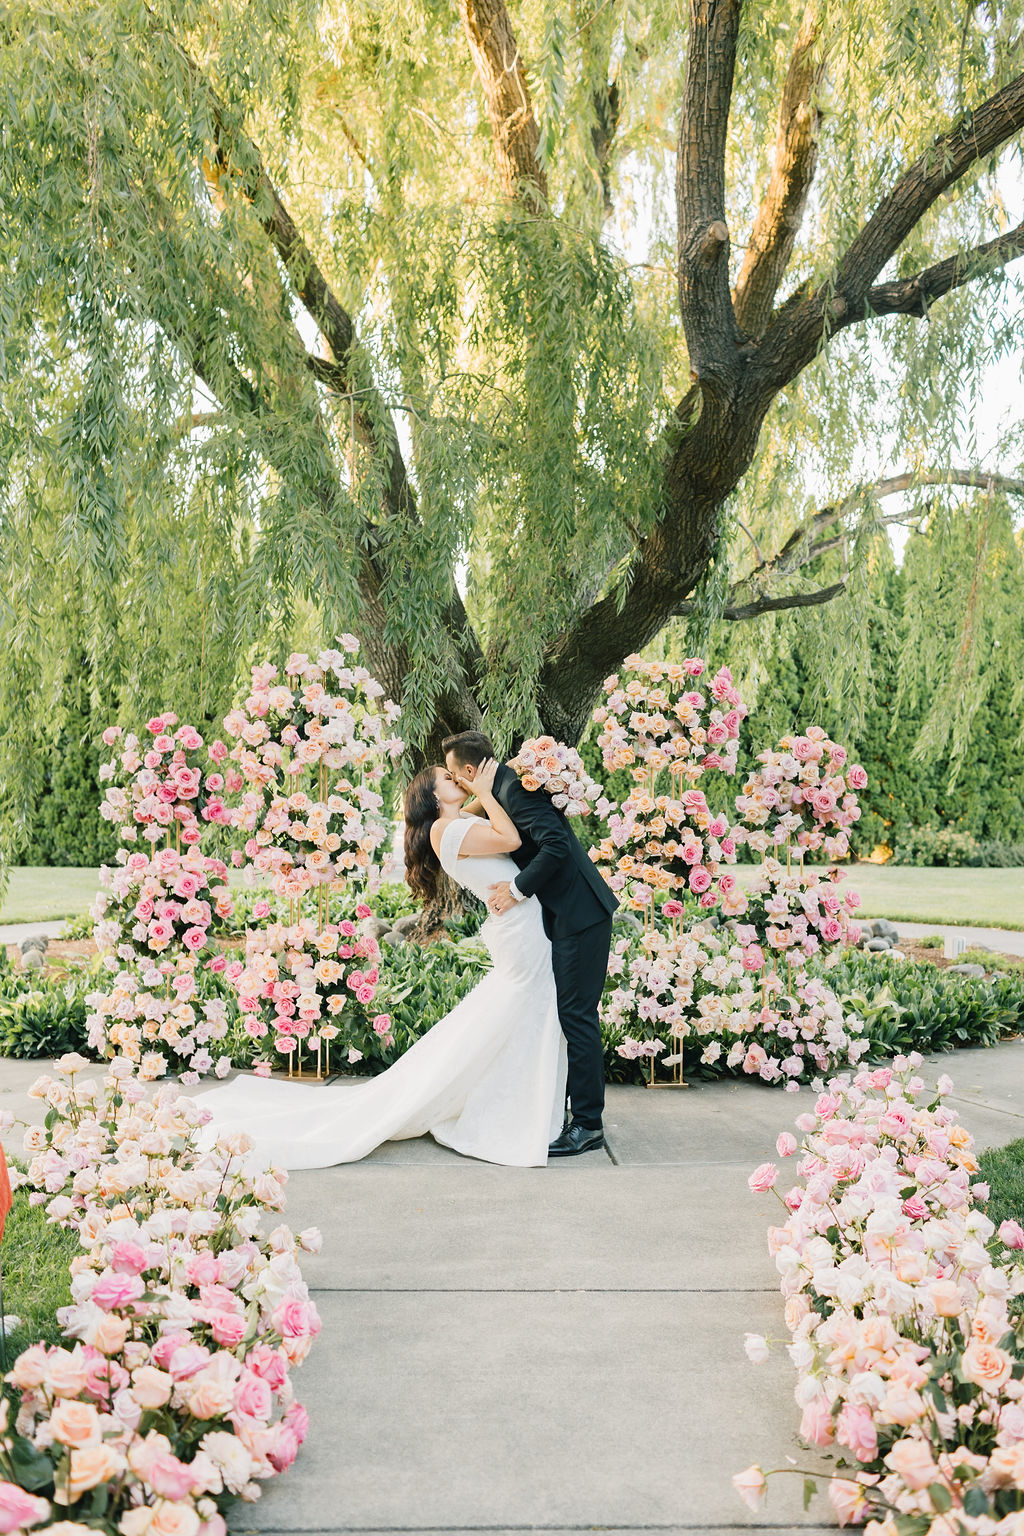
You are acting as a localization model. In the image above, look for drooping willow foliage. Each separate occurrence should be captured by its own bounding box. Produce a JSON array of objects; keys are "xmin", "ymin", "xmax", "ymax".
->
[{"xmin": 1, "ymin": 0, "xmax": 1022, "ymax": 863}]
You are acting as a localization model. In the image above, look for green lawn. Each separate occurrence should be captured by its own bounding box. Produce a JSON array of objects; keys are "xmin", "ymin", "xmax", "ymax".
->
[
  {"xmin": 736, "ymin": 863, "xmax": 1024, "ymax": 931},
  {"xmin": 0, "ymin": 1173, "xmax": 77, "ymax": 1355},
  {"xmin": 980, "ymin": 1139, "xmax": 1024, "ymax": 1230},
  {"xmin": 1, "ymin": 861, "xmax": 1022, "ymax": 930},
  {"xmin": 0, "ymin": 866, "xmax": 100, "ymax": 923}
]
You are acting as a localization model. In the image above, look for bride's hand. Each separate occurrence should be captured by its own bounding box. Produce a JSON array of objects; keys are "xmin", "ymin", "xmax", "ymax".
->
[{"xmin": 474, "ymin": 757, "xmax": 498, "ymax": 796}]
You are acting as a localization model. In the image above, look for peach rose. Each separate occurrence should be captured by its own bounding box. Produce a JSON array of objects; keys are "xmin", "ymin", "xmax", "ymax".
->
[
  {"xmin": 150, "ymin": 1504, "xmax": 201, "ymax": 1536},
  {"xmin": 47, "ymin": 1349, "xmax": 92, "ymax": 1398},
  {"xmin": 186, "ymin": 1377, "xmax": 235, "ymax": 1420},
  {"xmin": 732, "ymin": 1465, "xmax": 766, "ymax": 1511},
  {"xmin": 962, "ymin": 1339, "xmax": 1013, "ymax": 1392},
  {"xmin": 132, "ymin": 1366, "xmax": 174, "ymax": 1408},
  {"xmin": 50, "ymin": 1399, "xmax": 102, "ymax": 1448},
  {"xmin": 927, "ymin": 1279, "xmax": 964, "ymax": 1317},
  {"xmin": 54, "ymin": 1443, "xmax": 125, "ymax": 1503},
  {"xmin": 87, "ymin": 1312, "xmax": 131, "ymax": 1355},
  {"xmin": 884, "ymin": 1436, "xmax": 938, "ymax": 1490}
]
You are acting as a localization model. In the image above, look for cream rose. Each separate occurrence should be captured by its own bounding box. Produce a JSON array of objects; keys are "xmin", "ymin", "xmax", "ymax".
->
[
  {"xmin": 132, "ymin": 1366, "xmax": 174, "ymax": 1409},
  {"xmin": 927, "ymin": 1279, "xmax": 964, "ymax": 1317},
  {"xmin": 149, "ymin": 1503, "xmax": 201, "ymax": 1536}
]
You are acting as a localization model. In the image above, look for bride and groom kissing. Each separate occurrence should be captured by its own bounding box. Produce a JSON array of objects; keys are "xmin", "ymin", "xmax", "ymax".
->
[{"xmin": 198, "ymin": 731, "xmax": 619, "ymax": 1169}]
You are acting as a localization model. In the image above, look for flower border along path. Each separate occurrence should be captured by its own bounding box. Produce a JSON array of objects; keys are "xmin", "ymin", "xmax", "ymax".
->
[
  {"xmin": 0, "ymin": 1052, "xmax": 321, "ymax": 1536},
  {"xmin": 738, "ymin": 1053, "xmax": 1024, "ymax": 1532}
]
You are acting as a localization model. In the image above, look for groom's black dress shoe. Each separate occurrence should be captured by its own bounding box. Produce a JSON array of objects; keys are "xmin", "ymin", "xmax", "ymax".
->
[{"xmin": 548, "ymin": 1122, "xmax": 604, "ymax": 1157}]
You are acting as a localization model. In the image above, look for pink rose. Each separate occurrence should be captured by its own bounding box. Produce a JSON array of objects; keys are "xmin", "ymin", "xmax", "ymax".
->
[
  {"xmin": 688, "ymin": 867, "xmax": 712, "ymax": 893},
  {"xmin": 356, "ymin": 984, "xmax": 375, "ymax": 1005},
  {"xmin": 835, "ymin": 1402, "xmax": 877, "ymax": 1462},
  {"xmin": 731, "ymin": 1465, "xmax": 765, "ymax": 1511},
  {"xmin": 168, "ymin": 1343, "xmax": 212, "ymax": 1380},
  {"xmin": 144, "ymin": 1451, "xmax": 196, "ymax": 1500},
  {"xmin": 847, "ymin": 764, "xmax": 868, "ymax": 789},
  {"xmin": 818, "ymin": 917, "xmax": 842, "ymax": 944},
  {"xmin": 272, "ymin": 1296, "xmax": 320, "ymax": 1339},
  {"xmin": 747, "ymin": 1162, "xmax": 778, "ymax": 1194},
  {"xmin": 91, "ymin": 1271, "xmax": 145, "ymax": 1311},
  {"xmin": 267, "ymin": 1422, "xmax": 300, "ymax": 1473},
  {"xmin": 186, "ymin": 1254, "xmax": 220, "ymax": 1288},
  {"xmin": 233, "ymin": 1370, "xmax": 273, "ymax": 1422},
  {"xmin": 207, "ymin": 1312, "xmax": 247, "ymax": 1348},
  {"xmin": 183, "ymin": 927, "xmax": 207, "ymax": 952},
  {"xmin": 798, "ymin": 1397, "xmax": 834, "ymax": 1446},
  {"xmin": 775, "ymin": 1132, "xmax": 797, "ymax": 1157},
  {"xmin": 662, "ymin": 900, "xmax": 684, "ymax": 918},
  {"xmin": 356, "ymin": 904, "xmax": 372, "ymax": 919},
  {"xmin": 0, "ymin": 1482, "xmax": 51, "ymax": 1533},
  {"xmin": 1000, "ymin": 1219, "xmax": 1024, "ymax": 1249},
  {"xmin": 110, "ymin": 1241, "xmax": 149, "ymax": 1275},
  {"xmin": 245, "ymin": 1345, "xmax": 289, "ymax": 1392}
]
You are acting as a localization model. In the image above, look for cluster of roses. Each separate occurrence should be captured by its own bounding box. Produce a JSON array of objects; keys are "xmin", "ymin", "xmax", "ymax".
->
[
  {"xmin": 0, "ymin": 1052, "xmax": 320, "ymax": 1536},
  {"xmin": 606, "ymin": 927, "xmax": 870, "ymax": 1087},
  {"xmin": 590, "ymin": 657, "xmax": 748, "ymax": 912},
  {"xmin": 592, "ymin": 785, "xmax": 743, "ymax": 913},
  {"xmin": 90, "ymin": 719, "xmax": 239, "ymax": 1080},
  {"xmin": 737, "ymin": 1057, "xmax": 1024, "ymax": 1532},
  {"xmin": 227, "ymin": 916, "xmax": 389, "ymax": 1076},
  {"xmin": 507, "ymin": 738, "xmax": 605, "ymax": 818},
  {"xmin": 733, "ymin": 728, "xmax": 867, "ymax": 863},
  {"xmin": 593, "ymin": 654, "xmax": 747, "ymax": 784},
  {"xmin": 223, "ymin": 645, "xmax": 403, "ymax": 1074},
  {"xmin": 736, "ymin": 856, "xmax": 864, "ymax": 969}
]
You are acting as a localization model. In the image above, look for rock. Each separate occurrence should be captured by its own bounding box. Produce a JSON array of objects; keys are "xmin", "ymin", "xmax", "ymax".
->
[
  {"xmin": 381, "ymin": 930, "xmax": 407, "ymax": 947},
  {"xmin": 19, "ymin": 935, "xmax": 49, "ymax": 953},
  {"xmin": 613, "ymin": 912, "xmax": 643, "ymax": 933},
  {"xmin": 391, "ymin": 913, "xmax": 421, "ymax": 936},
  {"xmin": 20, "ymin": 948, "xmax": 44, "ymax": 970},
  {"xmin": 947, "ymin": 963, "xmax": 986, "ymax": 979},
  {"xmin": 864, "ymin": 938, "xmax": 891, "ymax": 953},
  {"xmin": 858, "ymin": 920, "xmax": 876, "ymax": 939},
  {"xmin": 873, "ymin": 919, "xmax": 900, "ymax": 941},
  {"xmin": 360, "ymin": 917, "xmax": 393, "ymax": 941}
]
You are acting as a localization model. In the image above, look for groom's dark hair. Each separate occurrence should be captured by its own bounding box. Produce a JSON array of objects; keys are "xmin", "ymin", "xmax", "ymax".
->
[{"xmin": 442, "ymin": 730, "xmax": 496, "ymax": 769}]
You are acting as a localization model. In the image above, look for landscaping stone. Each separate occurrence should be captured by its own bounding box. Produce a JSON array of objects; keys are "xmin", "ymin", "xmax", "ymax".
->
[
  {"xmin": 359, "ymin": 917, "xmax": 392, "ymax": 941},
  {"xmin": 391, "ymin": 913, "xmax": 421, "ymax": 936},
  {"xmin": 948, "ymin": 962, "xmax": 987, "ymax": 978},
  {"xmin": 19, "ymin": 935, "xmax": 48, "ymax": 953},
  {"xmin": 864, "ymin": 937, "xmax": 891, "ymax": 952},
  {"xmin": 873, "ymin": 918, "xmax": 900, "ymax": 941},
  {"xmin": 380, "ymin": 930, "xmax": 406, "ymax": 947},
  {"xmin": 20, "ymin": 948, "xmax": 44, "ymax": 970}
]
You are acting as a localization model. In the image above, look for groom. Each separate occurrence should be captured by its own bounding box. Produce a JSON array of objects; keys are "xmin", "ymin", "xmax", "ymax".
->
[{"xmin": 442, "ymin": 731, "xmax": 618, "ymax": 1157}]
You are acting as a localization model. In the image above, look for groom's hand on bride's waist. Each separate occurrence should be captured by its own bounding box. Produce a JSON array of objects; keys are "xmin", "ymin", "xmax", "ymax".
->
[{"xmin": 487, "ymin": 880, "xmax": 523, "ymax": 914}]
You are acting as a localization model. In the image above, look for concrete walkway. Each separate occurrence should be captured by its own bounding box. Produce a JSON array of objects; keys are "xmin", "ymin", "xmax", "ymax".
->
[
  {"xmin": 5, "ymin": 1043, "xmax": 1024, "ymax": 1536},
  {"xmin": 879, "ymin": 919, "xmax": 1024, "ymax": 955}
]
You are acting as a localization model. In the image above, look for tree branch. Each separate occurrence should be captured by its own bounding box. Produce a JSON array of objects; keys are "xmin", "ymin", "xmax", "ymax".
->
[
  {"xmin": 848, "ymin": 218, "xmax": 1024, "ymax": 324},
  {"xmin": 459, "ymin": 0, "xmax": 548, "ymax": 204},
  {"xmin": 676, "ymin": 0, "xmax": 745, "ymax": 379},
  {"xmin": 762, "ymin": 70, "xmax": 1024, "ymax": 382},
  {"xmin": 590, "ymin": 74, "xmax": 620, "ymax": 217},
  {"xmin": 732, "ymin": 2, "xmax": 827, "ymax": 338},
  {"xmin": 675, "ymin": 580, "xmax": 846, "ymax": 620}
]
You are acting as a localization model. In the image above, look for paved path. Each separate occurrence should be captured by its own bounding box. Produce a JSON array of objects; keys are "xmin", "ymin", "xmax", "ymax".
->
[
  {"xmin": 0, "ymin": 920, "xmax": 69, "ymax": 945},
  {"xmin": 879, "ymin": 919, "xmax": 1024, "ymax": 955},
  {"xmin": 6, "ymin": 1043, "xmax": 1024, "ymax": 1536}
]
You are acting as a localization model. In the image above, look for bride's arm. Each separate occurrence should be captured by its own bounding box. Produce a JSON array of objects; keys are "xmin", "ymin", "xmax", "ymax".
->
[{"xmin": 454, "ymin": 760, "xmax": 522, "ymax": 856}]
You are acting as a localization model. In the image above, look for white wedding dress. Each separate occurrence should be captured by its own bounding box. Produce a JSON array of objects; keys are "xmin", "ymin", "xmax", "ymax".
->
[{"xmin": 194, "ymin": 815, "xmax": 568, "ymax": 1169}]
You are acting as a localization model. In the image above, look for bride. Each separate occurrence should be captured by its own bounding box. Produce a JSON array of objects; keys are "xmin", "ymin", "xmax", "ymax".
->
[{"xmin": 194, "ymin": 759, "xmax": 567, "ymax": 1169}]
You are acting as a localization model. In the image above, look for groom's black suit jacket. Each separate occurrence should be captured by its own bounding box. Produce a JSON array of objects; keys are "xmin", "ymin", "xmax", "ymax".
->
[{"xmin": 492, "ymin": 763, "xmax": 618, "ymax": 940}]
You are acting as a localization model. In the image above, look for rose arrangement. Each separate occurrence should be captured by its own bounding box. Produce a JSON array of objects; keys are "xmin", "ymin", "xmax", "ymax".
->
[
  {"xmin": 506, "ymin": 738, "xmax": 605, "ymax": 818},
  {"xmin": 604, "ymin": 927, "xmax": 869, "ymax": 1087},
  {"xmin": 733, "ymin": 727, "xmax": 867, "ymax": 862},
  {"xmin": 593, "ymin": 654, "xmax": 747, "ymax": 785},
  {"xmin": 736, "ymin": 1056, "xmax": 1024, "ymax": 1531},
  {"xmin": 223, "ymin": 644, "xmax": 403, "ymax": 1074},
  {"xmin": 591, "ymin": 784, "xmax": 741, "ymax": 913},
  {"xmin": 589, "ymin": 657, "xmax": 748, "ymax": 915},
  {"xmin": 90, "ymin": 721, "xmax": 238, "ymax": 1078},
  {"xmin": 736, "ymin": 856, "xmax": 864, "ymax": 971},
  {"xmin": 227, "ymin": 915, "xmax": 387, "ymax": 1078},
  {"xmin": 85, "ymin": 969, "xmax": 233, "ymax": 1086},
  {"xmin": 1, "ymin": 1051, "xmax": 320, "ymax": 1534}
]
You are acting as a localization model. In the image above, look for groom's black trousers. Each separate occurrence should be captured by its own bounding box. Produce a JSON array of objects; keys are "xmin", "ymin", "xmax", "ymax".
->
[{"xmin": 549, "ymin": 915, "xmax": 613, "ymax": 1130}]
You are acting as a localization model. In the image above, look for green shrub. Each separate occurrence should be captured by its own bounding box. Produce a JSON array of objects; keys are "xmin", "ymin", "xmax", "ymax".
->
[
  {"xmin": 918, "ymin": 934, "xmax": 944, "ymax": 949},
  {"xmin": 820, "ymin": 952, "xmax": 1024, "ymax": 1056},
  {"xmin": 889, "ymin": 825, "xmax": 1024, "ymax": 867},
  {"xmin": 0, "ymin": 970, "xmax": 95, "ymax": 1059}
]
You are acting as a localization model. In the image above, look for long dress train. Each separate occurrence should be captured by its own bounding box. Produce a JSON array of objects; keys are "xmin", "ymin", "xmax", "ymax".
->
[{"xmin": 193, "ymin": 815, "xmax": 568, "ymax": 1168}]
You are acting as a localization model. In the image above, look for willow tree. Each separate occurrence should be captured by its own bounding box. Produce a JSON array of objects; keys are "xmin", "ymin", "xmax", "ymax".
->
[{"xmin": 2, "ymin": 0, "xmax": 1023, "ymax": 784}]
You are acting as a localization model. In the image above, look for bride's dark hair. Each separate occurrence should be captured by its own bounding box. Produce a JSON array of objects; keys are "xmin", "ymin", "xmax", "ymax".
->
[{"xmin": 403, "ymin": 768, "xmax": 442, "ymax": 904}]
